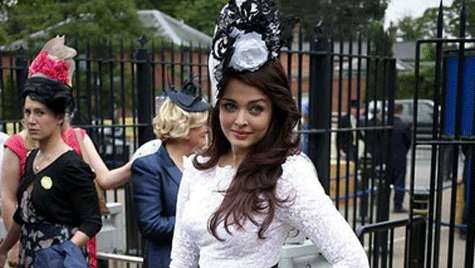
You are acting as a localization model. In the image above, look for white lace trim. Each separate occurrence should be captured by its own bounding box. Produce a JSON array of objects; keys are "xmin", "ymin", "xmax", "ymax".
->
[{"xmin": 170, "ymin": 153, "xmax": 369, "ymax": 268}]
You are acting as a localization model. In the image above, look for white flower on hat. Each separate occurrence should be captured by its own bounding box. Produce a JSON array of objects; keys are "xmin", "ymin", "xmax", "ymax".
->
[{"xmin": 229, "ymin": 32, "xmax": 269, "ymax": 72}]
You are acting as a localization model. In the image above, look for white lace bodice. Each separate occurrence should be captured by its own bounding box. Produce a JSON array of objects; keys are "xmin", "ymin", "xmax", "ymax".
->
[{"xmin": 170, "ymin": 154, "xmax": 369, "ymax": 268}]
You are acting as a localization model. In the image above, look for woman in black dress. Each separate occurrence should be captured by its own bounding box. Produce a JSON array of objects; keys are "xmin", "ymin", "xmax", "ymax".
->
[{"xmin": 0, "ymin": 75, "xmax": 102, "ymax": 267}]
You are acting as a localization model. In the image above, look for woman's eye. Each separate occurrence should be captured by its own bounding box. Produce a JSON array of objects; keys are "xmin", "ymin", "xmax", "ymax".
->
[
  {"xmin": 222, "ymin": 103, "xmax": 237, "ymax": 112},
  {"xmin": 249, "ymin": 105, "xmax": 264, "ymax": 115}
]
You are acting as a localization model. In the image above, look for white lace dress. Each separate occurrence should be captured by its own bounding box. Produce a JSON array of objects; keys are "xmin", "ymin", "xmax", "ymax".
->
[{"xmin": 170, "ymin": 154, "xmax": 369, "ymax": 268}]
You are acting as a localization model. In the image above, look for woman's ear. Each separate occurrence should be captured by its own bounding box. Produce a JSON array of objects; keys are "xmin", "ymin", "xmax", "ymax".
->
[{"xmin": 56, "ymin": 114, "xmax": 65, "ymax": 126}]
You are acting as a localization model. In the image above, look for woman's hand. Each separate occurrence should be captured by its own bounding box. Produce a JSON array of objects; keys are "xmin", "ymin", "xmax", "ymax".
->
[
  {"xmin": 0, "ymin": 252, "xmax": 7, "ymax": 268},
  {"xmin": 6, "ymin": 242, "xmax": 19, "ymax": 267},
  {"xmin": 0, "ymin": 239, "xmax": 8, "ymax": 268},
  {"xmin": 70, "ymin": 231, "xmax": 90, "ymax": 248}
]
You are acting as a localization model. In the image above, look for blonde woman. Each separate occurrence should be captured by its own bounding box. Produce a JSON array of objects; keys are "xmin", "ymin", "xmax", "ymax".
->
[{"xmin": 132, "ymin": 82, "xmax": 209, "ymax": 268}]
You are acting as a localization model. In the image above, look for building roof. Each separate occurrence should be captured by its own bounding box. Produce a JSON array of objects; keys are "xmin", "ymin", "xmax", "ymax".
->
[
  {"xmin": 137, "ymin": 10, "xmax": 211, "ymax": 46},
  {"xmin": 394, "ymin": 41, "xmax": 416, "ymax": 61}
]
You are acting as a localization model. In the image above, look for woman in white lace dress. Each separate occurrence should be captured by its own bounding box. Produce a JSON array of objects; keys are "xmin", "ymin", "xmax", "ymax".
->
[{"xmin": 170, "ymin": 1, "xmax": 369, "ymax": 267}]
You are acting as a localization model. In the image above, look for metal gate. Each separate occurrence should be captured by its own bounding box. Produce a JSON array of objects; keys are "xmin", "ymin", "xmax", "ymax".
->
[
  {"xmin": 356, "ymin": 1, "xmax": 475, "ymax": 267},
  {"xmin": 408, "ymin": 1, "xmax": 474, "ymax": 267}
]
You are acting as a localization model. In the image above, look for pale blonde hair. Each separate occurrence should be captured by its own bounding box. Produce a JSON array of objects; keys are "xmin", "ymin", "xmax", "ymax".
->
[{"xmin": 153, "ymin": 99, "xmax": 208, "ymax": 141}]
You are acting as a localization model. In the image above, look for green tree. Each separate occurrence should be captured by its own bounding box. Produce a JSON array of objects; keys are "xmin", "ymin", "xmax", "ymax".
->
[
  {"xmin": 396, "ymin": 1, "xmax": 475, "ymax": 40},
  {"xmin": 173, "ymin": 0, "xmax": 228, "ymax": 35},
  {"xmin": 278, "ymin": 0, "xmax": 389, "ymax": 40},
  {"xmin": 137, "ymin": 0, "xmax": 390, "ymax": 39},
  {"xmin": 0, "ymin": 0, "xmax": 145, "ymax": 45},
  {"xmin": 397, "ymin": 64, "xmax": 435, "ymax": 99},
  {"xmin": 397, "ymin": 7, "xmax": 453, "ymax": 41},
  {"xmin": 397, "ymin": 16, "xmax": 425, "ymax": 41},
  {"xmin": 446, "ymin": 0, "xmax": 475, "ymax": 37},
  {"xmin": 136, "ymin": 0, "xmax": 227, "ymax": 35}
]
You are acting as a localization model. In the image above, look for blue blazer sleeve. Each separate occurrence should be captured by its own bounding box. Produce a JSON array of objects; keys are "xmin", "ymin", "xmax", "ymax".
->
[{"xmin": 132, "ymin": 157, "xmax": 175, "ymax": 242}]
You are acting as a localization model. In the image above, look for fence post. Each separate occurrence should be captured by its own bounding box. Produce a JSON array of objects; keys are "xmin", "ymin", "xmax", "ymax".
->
[
  {"xmin": 15, "ymin": 50, "xmax": 28, "ymax": 118},
  {"xmin": 123, "ymin": 37, "xmax": 154, "ymax": 254},
  {"xmin": 97, "ymin": 259, "xmax": 108, "ymax": 268},
  {"xmin": 308, "ymin": 30, "xmax": 332, "ymax": 193},
  {"xmin": 466, "ymin": 145, "xmax": 475, "ymax": 268},
  {"xmin": 409, "ymin": 189, "xmax": 428, "ymax": 268},
  {"xmin": 135, "ymin": 36, "xmax": 154, "ymax": 144}
]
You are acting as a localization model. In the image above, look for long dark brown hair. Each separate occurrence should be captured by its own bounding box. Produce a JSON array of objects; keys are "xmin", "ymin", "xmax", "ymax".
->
[{"xmin": 193, "ymin": 59, "xmax": 301, "ymax": 240}]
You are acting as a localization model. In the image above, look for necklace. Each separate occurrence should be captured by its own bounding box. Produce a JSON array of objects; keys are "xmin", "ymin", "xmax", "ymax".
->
[{"xmin": 33, "ymin": 150, "xmax": 62, "ymax": 173}]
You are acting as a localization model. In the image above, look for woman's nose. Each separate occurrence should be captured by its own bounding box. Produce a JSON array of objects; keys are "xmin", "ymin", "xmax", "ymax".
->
[
  {"xmin": 25, "ymin": 114, "xmax": 35, "ymax": 125},
  {"xmin": 234, "ymin": 110, "xmax": 248, "ymax": 127}
]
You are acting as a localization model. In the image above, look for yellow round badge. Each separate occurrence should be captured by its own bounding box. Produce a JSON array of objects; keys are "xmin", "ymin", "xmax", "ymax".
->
[{"xmin": 40, "ymin": 176, "xmax": 53, "ymax": 190}]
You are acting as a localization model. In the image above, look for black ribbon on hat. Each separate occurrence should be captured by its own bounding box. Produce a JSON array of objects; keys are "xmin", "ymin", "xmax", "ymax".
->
[{"xmin": 165, "ymin": 82, "xmax": 209, "ymax": 112}]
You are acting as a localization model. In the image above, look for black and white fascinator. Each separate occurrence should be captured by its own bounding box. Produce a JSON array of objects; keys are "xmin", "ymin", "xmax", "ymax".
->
[{"xmin": 209, "ymin": 0, "xmax": 281, "ymax": 103}]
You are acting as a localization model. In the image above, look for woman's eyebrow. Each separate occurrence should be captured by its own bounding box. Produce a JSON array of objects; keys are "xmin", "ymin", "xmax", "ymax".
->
[
  {"xmin": 221, "ymin": 98, "xmax": 237, "ymax": 103},
  {"xmin": 248, "ymin": 99, "xmax": 267, "ymax": 104}
]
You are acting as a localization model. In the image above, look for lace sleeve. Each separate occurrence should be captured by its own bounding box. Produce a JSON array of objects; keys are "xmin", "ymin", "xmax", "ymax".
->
[
  {"xmin": 170, "ymin": 158, "xmax": 199, "ymax": 268},
  {"xmin": 277, "ymin": 155, "xmax": 369, "ymax": 268}
]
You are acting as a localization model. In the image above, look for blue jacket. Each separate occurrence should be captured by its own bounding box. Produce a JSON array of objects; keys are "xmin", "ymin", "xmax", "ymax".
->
[{"xmin": 132, "ymin": 145, "xmax": 182, "ymax": 268}]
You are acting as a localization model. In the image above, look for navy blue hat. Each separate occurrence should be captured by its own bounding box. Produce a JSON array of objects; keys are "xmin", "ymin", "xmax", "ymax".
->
[{"xmin": 165, "ymin": 82, "xmax": 209, "ymax": 112}]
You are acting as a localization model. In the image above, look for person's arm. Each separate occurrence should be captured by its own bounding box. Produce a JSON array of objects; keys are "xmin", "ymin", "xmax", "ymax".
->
[
  {"xmin": 1, "ymin": 149, "xmax": 20, "ymax": 230},
  {"xmin": 277, "ymin": 155, "xmax": 369, "ymax": 268},
  {"xmin": 80, "ymin": 134, "xmax": 132, "ymax": 189},
  {"xmin": 131, "ymin": 158, "xmax": 175, "ymax": 242},
  {"xmin": 0, "ymin": 222, "xmax": 21, "ymax": 267},
  {"xmin": 0, "ymin": 149, "xmax": 21, "ymax": 265},
  {"xmin": 70, "ymin": 230, "xmax": 91, "ymax": 248},
  {"xmin": 169, "ymin": 159, "xmax": 199, "ymax": 268},
  {"xmin": 65, "ymin": 162, "xmax": 102, "ymax": 245}
]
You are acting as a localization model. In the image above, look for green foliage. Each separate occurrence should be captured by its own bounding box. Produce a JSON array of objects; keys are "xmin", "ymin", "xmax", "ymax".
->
[
  {"xmin": 446, "ymin": 0, "xmax": 475, "ymax": 37},
  {"xmin": 173, "ymin": 0, "xmax": 228, "ymax": 35},
  {"xmin": 396, "ymin": 1, "xmax": 475, "ymax": 40},
  {"xmin": 367, "ymin": 20, "xmax": 396, "ymax": 56},
  {"xmin": 397, "ymin": 64, "xmax": 435, "ymax": 99},
  {"xmin": 138, "ymin": 0, "xmax": 391, "ymax": 40},
  {"xmin": 137, "ymin": 0, "xmax": 227, "ymax": 35},
  {"xmin": 397, "ymin": 16, "xmax": 426, "ymax": 41},
  {"xmin": 396, "ymin": 7, "xmax": 453, "ymax": 41},
  {"xmin": 278, "ymin": 0, "xmax": 389, "ymax": 40},
  {"xmin": 0, "ymin": 0, "xmax": 146, "ymax": 45}
]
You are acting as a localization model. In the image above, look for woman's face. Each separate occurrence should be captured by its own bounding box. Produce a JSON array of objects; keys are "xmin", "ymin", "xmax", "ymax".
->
[
  {"xmin": 187, "ymin": 120, "xmax": 209, "ymax": 152},
  {"xmin": 219, "ymin": 79, "xmax": 272, "ymax": 154},
  {"xmin": 23, "ymin": 96, "xmax": 63, "ymax": 141}
]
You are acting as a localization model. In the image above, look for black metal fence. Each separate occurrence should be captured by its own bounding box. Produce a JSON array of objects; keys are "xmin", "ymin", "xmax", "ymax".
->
[
  {"xmin": 357, "ymin": 215, "xmax": 426, "ymax": 268},
  {"xmin": 357, "ymin": 1, "xmax": 475, "ymax": 267},
  {"xmin": 407, "ymin": 1, "xmax": 475, "ymax": 267}
]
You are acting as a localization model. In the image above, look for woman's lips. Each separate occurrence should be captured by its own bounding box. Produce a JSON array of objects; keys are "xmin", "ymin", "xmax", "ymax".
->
[
  {"xmin": 28, "ymin": 129, "xmax": 39, "ymax": 135},
  {"xmin": 231, "ymin": 130, "xmax": 251, "ymax": 140}
]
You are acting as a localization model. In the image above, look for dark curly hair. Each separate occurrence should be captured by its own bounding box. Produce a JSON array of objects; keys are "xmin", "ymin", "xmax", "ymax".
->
[
  {"xmin": 193, "ymin": 59, "xmax": 300, "ymax": 240},
  {"xmin": 22, "ymin": 76, "xmax": 74, "ymax": 115}
]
